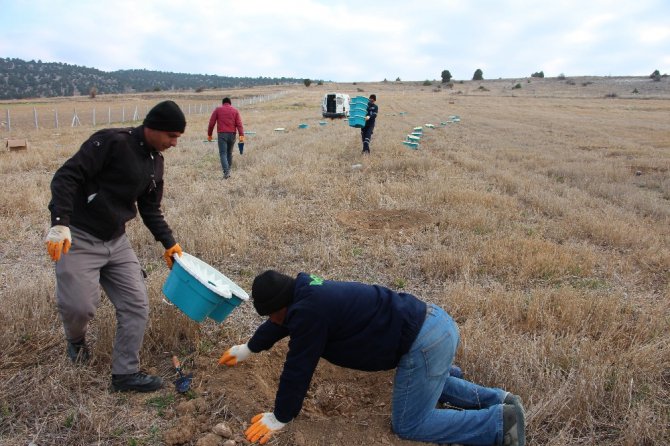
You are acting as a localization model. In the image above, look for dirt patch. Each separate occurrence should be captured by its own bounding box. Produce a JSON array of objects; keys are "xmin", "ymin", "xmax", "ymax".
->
[
  {"xmin": 336, "ymin": 210, "xmax": 434, "ymax": 231},
  {"xmin": 186, "ymin": 342, "xmax": 423, "ymax": 446}
]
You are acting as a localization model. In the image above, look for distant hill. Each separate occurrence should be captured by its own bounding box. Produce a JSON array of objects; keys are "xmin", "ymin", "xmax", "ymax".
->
[{"xmin": 0, "ymin": 57, "xmax": 307, "ymax": 100}]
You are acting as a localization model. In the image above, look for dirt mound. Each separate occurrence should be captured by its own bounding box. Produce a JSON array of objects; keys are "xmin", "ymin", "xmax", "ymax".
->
[
  {"xmin": 197, "ymin": 342, "xmax": 422, "ymax": 446},
  {"xmin": 336, "ymin": 210, "xmax": 434, "ymax": 231}
]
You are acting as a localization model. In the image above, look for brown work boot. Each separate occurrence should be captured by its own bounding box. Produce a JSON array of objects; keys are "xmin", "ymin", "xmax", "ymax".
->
[{"xmin": 111, "ymin": 372, "xmax": 163, "ymax": 392}]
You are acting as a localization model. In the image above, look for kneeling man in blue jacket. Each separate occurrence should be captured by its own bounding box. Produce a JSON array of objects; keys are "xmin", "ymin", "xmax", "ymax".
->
[{"xmin": 219, "ymin": 270, "xmax": 526, "ymax": 446}]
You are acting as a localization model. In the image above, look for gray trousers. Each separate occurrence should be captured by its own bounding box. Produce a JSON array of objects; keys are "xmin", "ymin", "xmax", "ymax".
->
[{"xmin": 55, "ymin": 226, "xmax": 148, "ymax": 374}]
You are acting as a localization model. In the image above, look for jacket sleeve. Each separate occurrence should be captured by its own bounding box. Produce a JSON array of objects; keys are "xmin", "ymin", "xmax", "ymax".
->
[
  {"xmin": 273, "ymin": 312, "xmax": 328, "ymax": 423},
  {"xmin": 207, "ymin": 109, "xmax": 218, "ymax": 136},
  {"xmin": 247, "ymin": 320, "xmax": 290, "ymax": 352},
  {"xmin": 235, "ymin": 110, "xmax": 244, "ymax": 137},
  {"xmin": 49, "ymin": 137, "xmax": 110, "ymax": 227}
]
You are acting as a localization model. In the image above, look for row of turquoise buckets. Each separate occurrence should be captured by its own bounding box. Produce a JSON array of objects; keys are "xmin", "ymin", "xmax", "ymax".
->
[
  {"xmin": 348, "ymin": 96, "xmax": 369, "ymax": 128},
  {"xmin": 403, "ymin": 126, "xmax": 423, "ymax": 149}
]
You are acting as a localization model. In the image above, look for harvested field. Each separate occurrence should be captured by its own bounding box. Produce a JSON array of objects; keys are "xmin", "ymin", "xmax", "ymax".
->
[{"xmin": 1, "ymin": 76, "xmax": 668, "ymax": 445}]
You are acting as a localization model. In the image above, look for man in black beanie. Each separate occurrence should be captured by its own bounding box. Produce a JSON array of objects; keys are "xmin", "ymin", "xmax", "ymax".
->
[
  {"xmin": 218, "ymin": 271, "xmax": 526, "ymax": 446},
  {"xmin": 46, "ymin": 100, "xmax": 187, "ymax": 392}
]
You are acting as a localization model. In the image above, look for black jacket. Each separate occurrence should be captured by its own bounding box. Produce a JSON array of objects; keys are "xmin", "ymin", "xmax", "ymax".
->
[
  {"xmin": 248, "ymin": 272, "xmax": 427, "ymax": 423},
  {"xmin": 48, "ymin": 126, "xmax": 176, "ymax": 248}
]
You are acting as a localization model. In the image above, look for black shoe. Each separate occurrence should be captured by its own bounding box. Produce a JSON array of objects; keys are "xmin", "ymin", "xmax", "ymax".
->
[
  {"xmin": 111, "ymin": 372, "xmax": 163, "ymax": 392},
  {"xmin": 502, "ymin": 403, "xmax": 526, "ymax": 446},
  {"xmin": 224, "ymin": 173, "xmax": 231, "ymax": 179},
  {"xmin": 66, "ymin": 340, "xmax": 89, "ymax": 364}
]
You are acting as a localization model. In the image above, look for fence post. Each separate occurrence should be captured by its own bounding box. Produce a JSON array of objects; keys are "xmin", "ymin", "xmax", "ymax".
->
[
  {"xmin": 108, "ymin": 107, "xmax": 111, "ymax": 125},
  {"xmin": 55, "ymin": 109, "xmax": 59, "ymax": 128},
  {"xmin": 5, "ymin": 109, "xmax": 10, "ymax": 132},
  {"xmin": 34, "ymin": 107, "xmax": 39, "ymax": 130},
  {"xmin": 93, "ymin": 108, "xmax": 96, "ymax": 127},
  {"xmin": 122, "ymin": 107, "xmax": 125, "ymax": 123},
  {"xmin": 71, "ymin": 109, "xmax": 81, "ymax": 127}
]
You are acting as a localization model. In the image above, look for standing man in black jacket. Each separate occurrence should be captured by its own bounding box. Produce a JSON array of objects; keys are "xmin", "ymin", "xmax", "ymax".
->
[
  {"xmin": 45, "ymin": 100, "xmax": 186, "ymax": 392},
  {"xmin": 361, "ymin": 93, "xmax": 378, "ymax": 154}
]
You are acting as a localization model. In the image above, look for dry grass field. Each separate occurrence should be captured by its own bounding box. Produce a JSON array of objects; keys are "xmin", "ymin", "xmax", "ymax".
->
[{"xmin": 0, "ymin": 76, "xmax": 668, "ymax": 446}]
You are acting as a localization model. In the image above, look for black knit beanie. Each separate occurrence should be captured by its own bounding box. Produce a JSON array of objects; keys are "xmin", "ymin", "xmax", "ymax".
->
[
  {"xmin": 143, "ymin": 100, "xmax": 186, "ymax": 132},
  {"xmin": 252, "ymin": 270, "xmax": 296, "ymax": 316}
]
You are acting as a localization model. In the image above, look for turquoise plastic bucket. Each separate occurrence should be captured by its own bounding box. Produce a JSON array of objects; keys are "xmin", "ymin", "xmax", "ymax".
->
[
  {"xmin": 348, "ymin": 115, "xmax": 366, "ymax": 128},
  {"xmin": 208, "ymin": 273, "xmax": 250, "ymax": 322},
  {"xmin": 162, "ymin": 253, "xmax": 249, "ymax": 323}
]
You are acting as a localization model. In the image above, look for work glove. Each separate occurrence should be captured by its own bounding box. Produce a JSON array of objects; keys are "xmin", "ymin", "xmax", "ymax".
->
[
  {"xmin": 207, "ymin": 135, "xmax": 213, "ymax": 142},
  {"xmin": 218, "ymin": 343, "xmax": 252, "ymax": 366},
  {"xmin": 365, "ymin": 115, "xmax": 370, "ymax": 121},
  {"xmin": 45, "ymin": 225, "xmax": 72, "ymax": 261},
  {"xmin": 238, "ymin": 135, "xmax": 245, "ymax": 154},
  {"xmin": 245, "ymin": 412, "xmax": 286, "ymax": 445},
  {"xmin": 163, "ymin": 243, "xmax": 183, "ymax": 269}
]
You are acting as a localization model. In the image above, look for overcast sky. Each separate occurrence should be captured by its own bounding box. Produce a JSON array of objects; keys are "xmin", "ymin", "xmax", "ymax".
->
[{"xmin": 1, "ymin": 0, "xmax": 668, "ymax": 82}]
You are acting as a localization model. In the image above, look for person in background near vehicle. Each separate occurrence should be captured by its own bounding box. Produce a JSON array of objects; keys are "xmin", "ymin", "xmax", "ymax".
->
[
  {"xmin": 361, "ymin": 93, "xmax": 378, "ymax": 154},
  {"xmin": 219, "ymin": 270, "xmax": 526, "ymax": 446},
  {"xmin": 45, "ymin": 100, "xmax": 186, "ymax": 393},
  {"xmin": 207, "ymin": 97, "xmax": 245, "ymax": 179}
]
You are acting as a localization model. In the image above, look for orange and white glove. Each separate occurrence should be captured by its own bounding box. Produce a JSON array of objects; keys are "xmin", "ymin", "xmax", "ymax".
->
[
  {"xmin": 218, "ymin": 343, "xmax": 252, "ymax": 366},
  {"xmin": 245, "ymin": 412, "xmax": 286, "ymax": 444},
  {"xmin": 207, "ymin": 135, "xmax": 213, "ymax": 141},
  {"xmin": 45, "ymin": 225, "xmax": 72, "ymax": 261},
  {"xmin": 163, "ymin": 243, "xmax": 183, "ymax": 269}
]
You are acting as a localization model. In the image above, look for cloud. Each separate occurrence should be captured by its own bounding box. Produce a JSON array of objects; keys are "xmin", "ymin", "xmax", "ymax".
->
[{"xmin": 1, "ymin": 0, "xmax": 668, "ymax": 80}]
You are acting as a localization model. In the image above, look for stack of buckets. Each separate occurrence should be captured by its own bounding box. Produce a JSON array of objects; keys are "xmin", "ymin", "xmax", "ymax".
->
[
  {"xmin": 162, "ymin": 252, "xmax": 249, "ymax": 323},
  {"xmin": 348, "ymin": 96, "xmax": 369, "ymax": 128},
  {"xmin": 403, "ymin": 126, "xmax": 422, "ymax": 149}
]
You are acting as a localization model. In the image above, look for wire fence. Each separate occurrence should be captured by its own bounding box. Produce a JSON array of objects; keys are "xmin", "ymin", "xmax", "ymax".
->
[{"xmin": 1, "ymin": 92, "xmax": 288, "ymax": 134}]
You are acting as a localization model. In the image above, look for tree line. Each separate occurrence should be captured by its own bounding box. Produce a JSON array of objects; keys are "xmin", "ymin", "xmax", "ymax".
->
[{"xmin": 0, "ymin": 57, "xmax": 305, "ymax": 100}]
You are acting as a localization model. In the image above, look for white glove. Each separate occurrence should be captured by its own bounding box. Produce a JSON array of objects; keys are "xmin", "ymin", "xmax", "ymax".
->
[
  {"xmin": 365, "ymin": 116, "xmax": 370, "ymax": 121},
  {"xmin": 245, "ymin": 412, "xmax": 287, "ymax": 444},
  {"xmin": 218, "ymin": 343, "xmax": 252, "ymax": 366},
  {"xmin": 45, "ymin": 225, "xmax": 72, "ymax": 261}
]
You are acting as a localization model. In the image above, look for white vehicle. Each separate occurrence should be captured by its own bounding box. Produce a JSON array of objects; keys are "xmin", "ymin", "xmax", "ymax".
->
[{"xmin": 322, "ymin": 93, "xmax": 350, "ymax": 118}]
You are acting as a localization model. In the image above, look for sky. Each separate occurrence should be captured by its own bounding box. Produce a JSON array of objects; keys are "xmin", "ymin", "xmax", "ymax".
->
[{"xmin": 1, "ymin": 0, "xmax": 669, "ymax": 82}]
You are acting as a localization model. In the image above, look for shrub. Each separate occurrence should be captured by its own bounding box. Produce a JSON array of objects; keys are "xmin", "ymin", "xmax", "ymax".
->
[
  {"xmin": 531, "ymin": 71, "xmax": 544, "ymax": 78},
  {"xmin": 423, "ymin": 80, "xmax": 432, "ymax": 86},
  {"xmin": 303, "ymin": 79, "xmax": 312, "ymax": 87},
  {"xmin": 513, "ymin": 83, "xmax": 522, "ymax": 89},
  {"xmin": 557, "ymin": 73, "xmax": 566, "ymax": 80},
  {"xmin": 472, "ymin": 68, "xmax": 483, "ymax": 81},
  {"xmin": 441, "ymin": 70, "xmax": 452, "ymax": 83}
]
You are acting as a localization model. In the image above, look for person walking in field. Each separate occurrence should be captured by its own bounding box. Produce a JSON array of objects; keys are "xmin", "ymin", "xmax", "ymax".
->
[
  {"xmin": 218, "ymin": 270, "xmax": 526, "ymax": 445},
  {"xmin": 207, "ymin": 97, "xmax": 245, "ymax": 179},
  {"xmin": 45, "ymin": 100, "xmax": 186, "ymax": 392},
  {"xmin": 361, "ymin": 93, "xmax": 378, "ymax": 154}
]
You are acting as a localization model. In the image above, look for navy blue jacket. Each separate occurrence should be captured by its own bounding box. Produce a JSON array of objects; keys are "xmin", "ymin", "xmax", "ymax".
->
[
  {"xmin": 247, "ymin": 272, "xmax": 427, "ymax": 423},
  {"xmin": 364, "ymin": 100, "xmax": 378, "ymax": 129},
  {"xmin": 48, "ymin": 126, "xmax": 176, "ymax": 248}
]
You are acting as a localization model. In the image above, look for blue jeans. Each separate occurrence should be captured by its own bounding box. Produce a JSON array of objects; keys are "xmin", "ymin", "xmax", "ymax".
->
[
  {"xmin": 392, "ymin": 304, "xmax": 507, "ymax": 445},
  {"xmin": 217, "ymin": 132, "xmax": 236, "ymax": 176}
]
